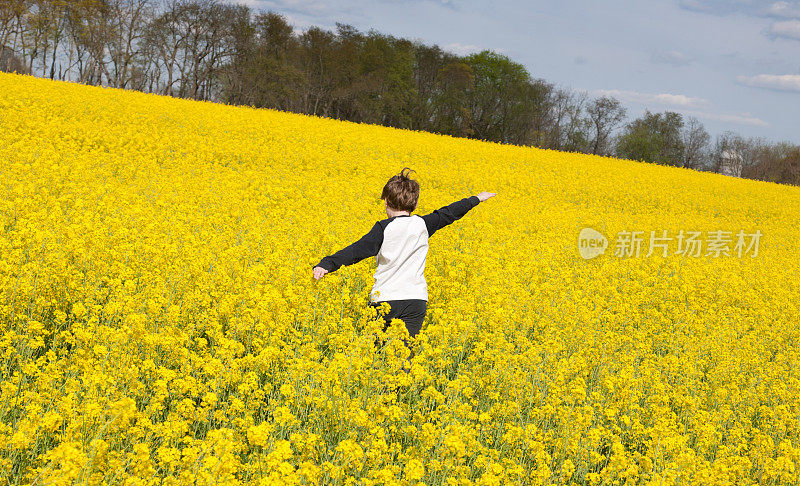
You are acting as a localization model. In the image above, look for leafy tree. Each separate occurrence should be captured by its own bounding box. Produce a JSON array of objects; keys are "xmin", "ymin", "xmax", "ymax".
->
[
  {"xmin": 464, "ymin": 50, "xmax": 545, "ymax": 145},
  {"xmin": 615, "ymin": 110, "xmax": 685, "ymax": 166},
  {"xmin": 432, "ymin": 60, "xmax": 474, "ymax": 137}
]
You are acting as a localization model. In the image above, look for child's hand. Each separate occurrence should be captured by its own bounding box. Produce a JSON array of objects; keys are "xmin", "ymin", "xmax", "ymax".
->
[
  {"xmin": 476, "ymin": 192, "xmax": 496, "ymax": 202},
  {"xmin": 312, "ymin": 266, "xmax": 329, "ymax": 280}
]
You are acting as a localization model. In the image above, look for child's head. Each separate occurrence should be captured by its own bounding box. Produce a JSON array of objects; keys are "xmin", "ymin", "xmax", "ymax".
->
[{"xmin": 381, "ymin": 167, "xmax": 419, "ymax": 213}]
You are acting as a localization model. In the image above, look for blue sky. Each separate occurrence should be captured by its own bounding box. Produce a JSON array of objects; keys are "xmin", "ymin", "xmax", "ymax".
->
[{"xmin": 233, "ymin": 0, "xmax": 799, "ymax": 144}]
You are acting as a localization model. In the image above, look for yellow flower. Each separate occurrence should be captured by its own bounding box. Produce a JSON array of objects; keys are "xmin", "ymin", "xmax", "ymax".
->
[
  {"xmin": 247, "ymin": 422, "xmax": 274, "ymax": 448},
  {"xmin": 404, "ymin": 459, "xmax": 425, "ymax": 481}
]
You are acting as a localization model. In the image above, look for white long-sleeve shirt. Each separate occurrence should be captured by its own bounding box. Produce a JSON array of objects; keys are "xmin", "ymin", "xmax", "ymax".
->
[{"xmin": 314, "ymin": 196, "xmax": 481, "ymax": 302}]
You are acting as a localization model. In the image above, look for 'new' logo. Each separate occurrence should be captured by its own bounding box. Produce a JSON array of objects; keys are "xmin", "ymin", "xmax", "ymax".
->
[{"xmin": 578, "ymin": 228, "xmax": 608, "ymax": 260}]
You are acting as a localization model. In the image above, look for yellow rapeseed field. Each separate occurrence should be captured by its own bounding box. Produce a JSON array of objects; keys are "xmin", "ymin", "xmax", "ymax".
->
[{"xmin": 2, "ymin": 72, "xmax": 800, "ymax": 485}]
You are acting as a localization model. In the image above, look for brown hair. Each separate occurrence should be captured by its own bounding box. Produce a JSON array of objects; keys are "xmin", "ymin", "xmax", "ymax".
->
[{"xmin": 381, "ymin": 167, "xmax": 419, "ymax": 212}]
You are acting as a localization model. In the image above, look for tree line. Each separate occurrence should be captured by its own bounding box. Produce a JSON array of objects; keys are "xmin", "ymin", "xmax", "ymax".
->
[{"xmin": 2, "ymin": 0, "xmax": 798, "ymax": 185}]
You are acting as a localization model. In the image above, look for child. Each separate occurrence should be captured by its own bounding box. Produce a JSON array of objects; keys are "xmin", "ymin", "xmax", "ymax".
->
[{"xmin": 312, "ymin": 168, "xmax": 495, "ymax": 352}]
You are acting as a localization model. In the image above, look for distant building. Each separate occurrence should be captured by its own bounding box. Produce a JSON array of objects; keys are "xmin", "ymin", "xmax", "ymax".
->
[{"xmin": 719, "ymin": 150, "xmax": 743, "ymax": 178}]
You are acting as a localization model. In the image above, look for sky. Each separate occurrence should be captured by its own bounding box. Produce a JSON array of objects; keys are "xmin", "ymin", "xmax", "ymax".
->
[{"xmin": 232, "ymin": 0, "xmax": 799, "ymax": 144}]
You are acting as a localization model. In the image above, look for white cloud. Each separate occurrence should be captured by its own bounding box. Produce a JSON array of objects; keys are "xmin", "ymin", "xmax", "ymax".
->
[
  {"xmin": 678, "ymin": 0, "xmax": 728, "ymax": 14},
  {"xmin": 282, "ymin": 13, "xmax": 323, "ymax": 31},
  {"xmin": 650, "ymin": 50, "xmax": 692, "ymax": 66},
  {"xmin": 680, "ymin": 0, "xmax": 800, "ymax": 17},
  {"xmin": 442, "ymin": 43, "xmax": 482, "ymax": 56},
  {"xmin": 769, "ymin": 19, "xmax": 800, "ymax": 38},
  {"xmin": 223, "ymin": 1, "xmax": 337, "ymax": 30},
  {"xmin": 226, "ymin": 0, "xmax": 353, "ymax": 21},
  {"xmin": 594, "ymin": 89, "xmax": 768, "ymax": 127},
  {"xmin": 443, "ymin": 43, "xmax": 508, "ymax": 56},
  {"xmin": 766, "ymin": 1, "xmax": 800, "ymax": 18},
  {"xmin": 594, "ymin": 89, "xmax": 712, "ymax": 109},
  {"xmin": 258, "ymin": 0, "xmax": 330, "ymax": 14},
  {"xmin": 737, "ymin": 73, "xmax": 800, "ymax": 91},
  {"xmin": 681, "ymin": 110, "xmax": 769, "ymax": 127}
]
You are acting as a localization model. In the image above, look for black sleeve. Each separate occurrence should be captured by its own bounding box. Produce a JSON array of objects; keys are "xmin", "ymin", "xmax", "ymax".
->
[
  {"xmin": 312, "ymin": 221, "xmax": 384, "ymax": 273},
  {"xmin": 420, "ymin": 195, "xmax": 480, "ymax": 237}
]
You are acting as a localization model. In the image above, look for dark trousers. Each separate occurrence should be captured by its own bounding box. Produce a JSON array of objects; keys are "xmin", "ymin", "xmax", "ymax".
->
[{"xmin": 369, "ymin": 299, "xmax": 427, "ymax": 349}]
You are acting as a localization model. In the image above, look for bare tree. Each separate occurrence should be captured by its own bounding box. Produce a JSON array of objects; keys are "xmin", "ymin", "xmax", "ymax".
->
[
  {"xmin": 32, "ymin": 0, "xmax": 69, "ymax": 79},
  {"xmin": 681, "ymin": 116, "xmax": 710, "ymax": 169},
  {"xmin": 546, "ymin": 87, "xmax": 589, "ymax": 151},
  {"xmin": 142, "ymin": 0, "xmax": 185, "ymax": 95},
  {"xmin": 1, "ymin": 1, "xmax": 27, "ymax": 73},
  {"xmin": 104, "ymin": 0, "xmax": 155, "ymax": 88},
  {"xmin": 0, "ymin": 2, "xmax": 22, "ymax": 49},
  {"xmin": 147, "ymin": 0, "xmax": 239, "ymax": 100},
  {"xmin": 62, "ymin": 1, "xmax": 95, "ymax": 82},
  {"xmin": 294, "ymin": 26, "xmax": 337, "ymax": 116},
  {"xmin": 0, "ymin": 44, "xmax": 27, "ymax": 72},
  {"xmin": 72, "ymin": 1, "xmax": 117, "ymax": 85},
  {"xmin": 587, "ymin": 96, "xmax": 626, "ymax": 155},
  {"xmin": 0, "ymin": 1, "xmax": 29, "ymax": 72},
  {"xmin": 20, "ymin": 0, "xmax": 46, "ymax": 73}
]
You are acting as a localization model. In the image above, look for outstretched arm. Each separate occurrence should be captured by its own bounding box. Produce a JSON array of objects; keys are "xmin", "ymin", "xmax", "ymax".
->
[
  {"xmin": 312, "ymin": 221, "xmax": 384, "ymax": 280},
  {"xmin": 421, "ymin": 192, "xmax": 496, "ymax": 237}
]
